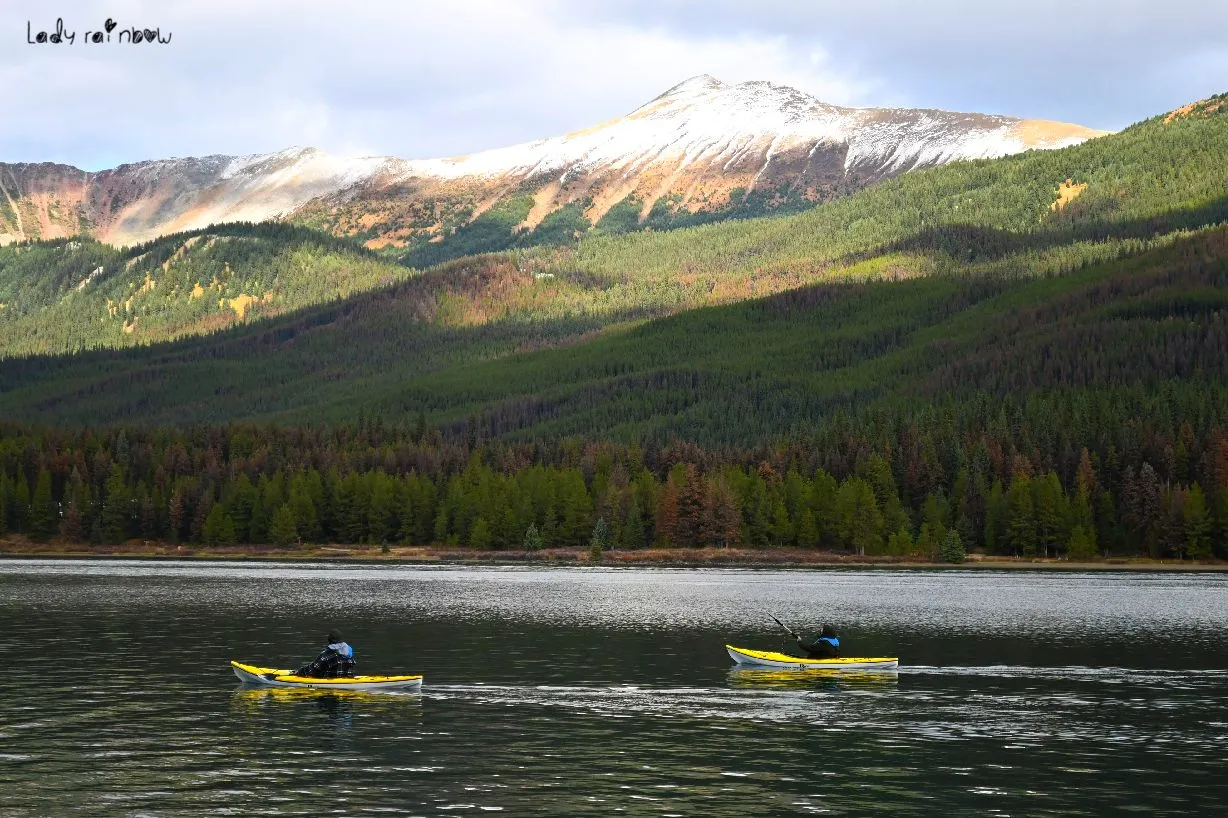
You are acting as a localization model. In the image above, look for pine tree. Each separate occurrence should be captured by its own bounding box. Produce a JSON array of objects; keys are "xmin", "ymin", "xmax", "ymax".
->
[
  {"xmin": 768, "ymin": 496, "xmax": 792, "ymax": 547},
  {"xmin": 0, "ymin": 471, "xmax": 9, "ymax": 536},
  {"xmin": 558, "ymin": 470, "xmax": 594, "ymax": 548},
  {"xmin": 523, "ymin": 523, "xmax": 543, "ymax": 551},
  {"xmin": 1184, "ymin": 483, "xmax": 1213, "ymax": 560},
  {"xmin": 1071, "ymin": 484, "xmax": 1095, "ymax": 540},
  {"xmin": 12, "ymin": 475, "xmax": 30, "ymax": 535},
  {"xmin": 367, "ymin": 472, "xmax": 396, "ymax": 545},
  {"xmin": 1128, "ymin": 463, "xmax": 1163, "ymax": 557},
  {"xmin": 137, "ymin": 485, "xmax": 157, "ymax": 541},
  {"xmin": 811, "ymin": 470, "xmax": 840, "ymax": 549},
  {"xmin": 289, "ymin": 482, "xmax": 321, "ymax": 544},
  {"xmin": 190, "ymin": 488, "xmax": 213, "ymax": 544},
  {"xmin": 984, "ymin": 479, "xmax": 1006, "ymax": 554},
  {"xmin": 433, "ymin": 496, "xmax": 451, "ymax": 546},
  {"xmin": 1067, "ymin": 525, "xmax": 1097, "ymax": 560},
  {"xmin": 1033, "ymin": 472, "xmax": 1068, "ymax": 558},
  {"xmin": 1213, "ymin": 486, "xmax": 1228, "ymax": 560},
  {"xmin": 202, "ymin": 504, "xmax": 237, "ymax": 546},
  {"xmin": 398, "ymin": 481, "xmax": 418, "ymax": 546},
  {"xmin": 674, "ymin": 466, "xmax": 706, "ymax": 546},
  {"xmin": 100, "ymin": 465, "xmax": 132, "ymax": 544},
  {"xmin": 589, "ymin": 516, "xmax": 611, "ymax": 560},
  {"xmin": 269, "ymin": 504, "xmax": 298, "ymax": 547},
  {"xmin": 228, "ymin": 474, "xmax": 257, "ymax": 543},
  {"xmin": 796, "ymin": 509, "xmax": 820, "ymax": 549},
  {"xmin": 469, "ymin": 517, "xmax": 492, "ymax": 549},
  {"xmin": 60, "ymin": 467, "xmax": 89, "ymax": 543},
  {"xmin": 919, "ymin": 492, "xmax": 949, "ymax": 557},
  {"xmin": 655, "ymin": 478, "xmax": 680, "ymax": 547},
  {"xmin": 167, "ymin": 484, "xmax": 186, "ymax": 544},
  {"xmin": 60, "ymin": 502, "xmax": 85, "ymax": 543},
  {"xmin": 1004, "ymin": 476, "xmax": 1037, "ymax": 557},
  {"xmin": 887, "ymin": 526, "xmax": 914, "ymax": 556},
  {"xmin": 1095, "ymin": 489, "xmax": 1120, "ymax": 556},
  {"xmin": 620, "ymin": 492, "xmax": 646, "ymax": 550},
  {"xmin": 340, "ymin": 473, "xmax": 368, "ymax": 543},
  {"xmin": 863, "ymin": 453, "xmax": 909, "ymax": 536},
  {"xmin": 1076, "ymin": 447, "xmax": 1097, "ymax": 497},
  {"xmin": 838, "ymin": 478, "xmax": 884, "ymax": 556},
  {"xmin": 708, "ymin": 478, "xmax": 742, "ymax": 548},
  {"xmin": 939, "ymin": 529, "xmax": 966, "ymax": 563},
  {"xmin": 28, "ymin": 469, "xmax": 57, "ymax": 542},
  {"xmin": 114, "ymin": 430, "xmax": 131, "ymax": 470}
]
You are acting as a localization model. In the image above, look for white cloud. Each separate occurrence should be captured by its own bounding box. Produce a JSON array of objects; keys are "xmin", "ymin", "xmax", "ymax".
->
[{"xmin": 3, "ymin": 0, "xmax": 1222, "ymax": 169}]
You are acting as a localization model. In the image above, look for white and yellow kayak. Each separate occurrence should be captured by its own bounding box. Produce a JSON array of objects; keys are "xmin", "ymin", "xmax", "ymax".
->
[
  {"xmin": 231, "ymin": 661, "xmax": 423, "ymax": 691},
  {"xmin": 727, "ymin": 645, "xmax": 898, "ymax": 671}
]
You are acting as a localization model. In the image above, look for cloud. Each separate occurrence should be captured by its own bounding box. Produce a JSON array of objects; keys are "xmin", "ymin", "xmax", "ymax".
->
[
  {"xmin": 577, "ymin": 0, "xmax": 1228, "ymax": 128},
  {"xmin": 4, "ymin": 0, "xmax": 1222, "ymax": 169}
]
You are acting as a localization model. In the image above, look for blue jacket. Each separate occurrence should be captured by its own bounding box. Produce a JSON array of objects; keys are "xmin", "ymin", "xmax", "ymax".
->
[{"xmin": 799, "ymin": 634, "xmax": 840, "ymax": 658}]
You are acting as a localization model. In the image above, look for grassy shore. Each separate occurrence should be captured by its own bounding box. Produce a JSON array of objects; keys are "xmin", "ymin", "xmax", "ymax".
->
[{"xmin": 1, "ymin": 537, "xmax": 1225, "ymax": 571}]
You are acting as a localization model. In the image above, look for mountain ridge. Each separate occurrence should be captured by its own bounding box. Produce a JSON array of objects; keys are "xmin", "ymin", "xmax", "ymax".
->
[{"xmin": 0, "ymin": 76, "xmax": 1106, "ymax": 250}]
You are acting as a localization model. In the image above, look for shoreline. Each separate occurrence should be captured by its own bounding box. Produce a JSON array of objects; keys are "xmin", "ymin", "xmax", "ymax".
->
[{"xmin": 1, "ymin": 539, "xmax": 1225, "ymax": 571}]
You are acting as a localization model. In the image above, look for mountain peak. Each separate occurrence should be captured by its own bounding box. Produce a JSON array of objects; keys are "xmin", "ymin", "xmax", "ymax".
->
[
  {"xmin": 665, "ymin": 74, "xmax": 727, "ymax": 94},
  {"xmin": 0, "ymin": 76, "xmax": 1109, "ymax": 248},
  {"xmin": 642, "ymin": 74, "xmax": 729, "ymax": 107}
]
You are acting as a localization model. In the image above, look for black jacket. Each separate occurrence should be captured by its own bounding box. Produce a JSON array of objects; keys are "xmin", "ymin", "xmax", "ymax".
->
[
  {"xmin": 797, "ymin": 635, "xmax": 840, "ymax": 658},
  {"xmin": 296, "ymin": 642, "xmax": 356, "ymax": 677}
]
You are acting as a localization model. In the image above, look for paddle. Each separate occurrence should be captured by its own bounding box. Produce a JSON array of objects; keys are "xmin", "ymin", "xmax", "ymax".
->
[{"xmin": 767, "ymin": 612, "xmax": 803, "ymax": 642}]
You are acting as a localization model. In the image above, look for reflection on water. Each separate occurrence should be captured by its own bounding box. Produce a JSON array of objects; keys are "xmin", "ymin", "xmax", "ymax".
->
[
  {"xmin": 727, "ymin": 666, "xmax": 900, "ymax": 690},
  {"xmin": 1, "ymin": 560, "xmax": 1225, "ymax": 816},
  {"xmin": 232, "ymin": 686, "xmax": 424, "ymax": 704},
  {"xmin": 231, "ymin": 686, "xmax": 424, "ymax": 735}
]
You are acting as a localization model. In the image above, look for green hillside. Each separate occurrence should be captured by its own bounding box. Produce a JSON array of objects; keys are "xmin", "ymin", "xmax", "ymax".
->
[
  {"xmin": 2, "ymin": 228, "xmax": 1226, "ymax": 559},
  {"xmin": 0, "ymin": 223, "xmax": 413, "ymax": 356},
  {"xmin": 0, "ymin": 93, "xmax": 1225, "ymax": 433},
  {"xmin": 395, "ymin": 225, "xmax": 1228, "ymax": 441}
]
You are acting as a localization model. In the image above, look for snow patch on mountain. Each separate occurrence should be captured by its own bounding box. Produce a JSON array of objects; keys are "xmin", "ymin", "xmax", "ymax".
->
[
  {"xmin": 382, "ymin": 76, "xmax": 1100, "ymax": 184},
  {"xmin": 0, "ymin": 75, "xmax": 1107, "ymax": 246}
]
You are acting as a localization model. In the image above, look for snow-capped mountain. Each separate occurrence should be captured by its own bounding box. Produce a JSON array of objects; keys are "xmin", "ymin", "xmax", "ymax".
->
[{"xmin": 0, "ymin": 76, "xmax": 1106, "ymax": 248}]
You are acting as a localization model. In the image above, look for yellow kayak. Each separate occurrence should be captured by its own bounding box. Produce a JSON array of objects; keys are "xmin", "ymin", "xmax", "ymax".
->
[
  {"xmin": 727, "ymin": 645, "xmax": 898, "ymax": 670},
  {"xmin": 231, "ymin": 661, "xmax": 423, "ymax": 691}
]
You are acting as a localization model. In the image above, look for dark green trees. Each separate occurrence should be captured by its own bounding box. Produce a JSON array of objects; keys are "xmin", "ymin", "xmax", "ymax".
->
[{"xmin": 0, "ymin": 417, "xmax": 1225, "ymax": 561}]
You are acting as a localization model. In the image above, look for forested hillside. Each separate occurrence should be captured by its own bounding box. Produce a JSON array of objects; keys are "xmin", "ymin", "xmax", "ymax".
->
[
  {"xmin": 2, "ymin": 225, "xmax": 1226, "ymax": 559},
  {"xmin": 0, "ymin": 96, "xmax": 1225, "ymax": 557},
  {"xmin": 0, "ymin": 223, "xmax": 413, "ymax": 355}
]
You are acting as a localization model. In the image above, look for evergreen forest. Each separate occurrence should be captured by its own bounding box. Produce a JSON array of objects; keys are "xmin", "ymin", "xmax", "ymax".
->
[{"xmin": 0, "ymin": 93, "xmax": 1225, "ymax": 558}]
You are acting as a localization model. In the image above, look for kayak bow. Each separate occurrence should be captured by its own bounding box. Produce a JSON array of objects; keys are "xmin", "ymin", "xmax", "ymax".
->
[
  {"xmin": 231, "ymin": 661, "xmax": 423, "ymax": 691},
  {"xmin": 726, "ymin": 645, "xmax": 898, "ymax": 670}
]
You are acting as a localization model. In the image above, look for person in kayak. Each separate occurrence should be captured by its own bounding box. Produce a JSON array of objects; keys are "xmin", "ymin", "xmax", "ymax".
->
[
  {"xmin": 296, "ymin": 630, "xmax": 356, "ymax": 678},
  {"xmin": 796, "ymin": 624, "xmax": 840, "ymax": 658}
]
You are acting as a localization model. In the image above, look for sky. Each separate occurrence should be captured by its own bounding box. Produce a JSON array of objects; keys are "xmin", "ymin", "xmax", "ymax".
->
[{"xmin": 7, "ymin": 0, "xmax": 1226, "ymax": 170}]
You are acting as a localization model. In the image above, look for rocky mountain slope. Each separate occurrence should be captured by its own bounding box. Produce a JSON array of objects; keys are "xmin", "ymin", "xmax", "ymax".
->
[{"xmin": 0, "ymin": 76, "xmax": 1105, "ymax": 253}]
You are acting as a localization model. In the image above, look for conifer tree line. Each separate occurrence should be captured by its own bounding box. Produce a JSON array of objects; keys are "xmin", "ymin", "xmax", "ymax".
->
[{"xmin": 1, "ymin": 418, "xmax": 1225, "ymax": 560}]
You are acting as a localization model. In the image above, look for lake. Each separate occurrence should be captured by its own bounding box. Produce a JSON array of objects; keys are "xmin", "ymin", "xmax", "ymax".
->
[{"xmin": 1, "ymin": 560, "xmax": 1226, "ymax": 816}]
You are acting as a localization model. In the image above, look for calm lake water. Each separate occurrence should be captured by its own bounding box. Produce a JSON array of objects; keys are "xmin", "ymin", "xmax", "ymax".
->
[{"xmin": 1, "ymin": 560, "xmax": 1226, "ymax": 816}]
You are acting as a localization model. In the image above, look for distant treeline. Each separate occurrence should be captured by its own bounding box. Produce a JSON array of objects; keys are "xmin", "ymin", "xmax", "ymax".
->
[{"xmin": 1, "ymin": 419, "xmax": 1225, "ymax": 560}]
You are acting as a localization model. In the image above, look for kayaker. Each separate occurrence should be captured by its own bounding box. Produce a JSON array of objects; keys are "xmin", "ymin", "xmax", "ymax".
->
[
  {"xmin": 296, "ymin": 630, "xmax": 357, "ymax": 678},
  {"xmin": 796, "ymin": 624, "xmax": 840, "ymax": 658}
]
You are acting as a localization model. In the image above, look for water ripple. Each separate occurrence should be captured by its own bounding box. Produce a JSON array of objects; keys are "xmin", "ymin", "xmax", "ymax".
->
[{"xmin": 1, "ymin": 561, "xmax": 1224, "ymax": 816}]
